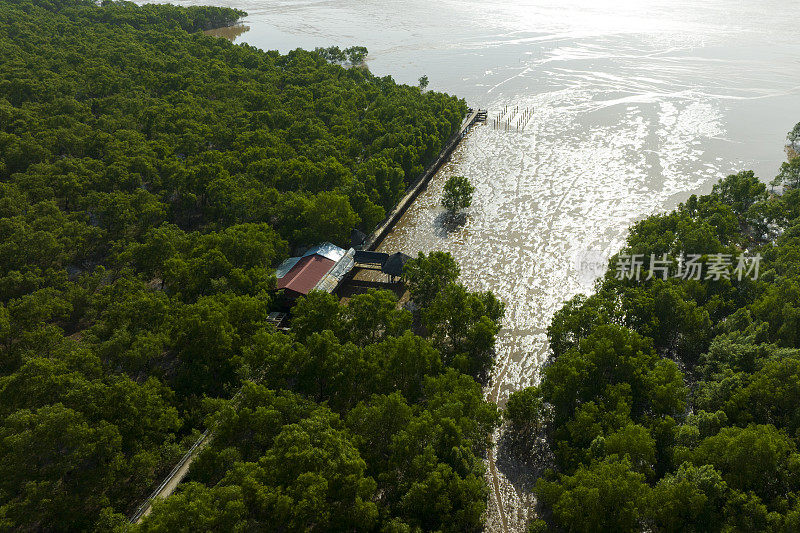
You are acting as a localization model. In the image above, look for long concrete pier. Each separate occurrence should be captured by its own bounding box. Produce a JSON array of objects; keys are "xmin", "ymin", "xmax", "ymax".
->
[{"xmin": 364, "ymin": 108, "xmax": 485, "ymax": 250}]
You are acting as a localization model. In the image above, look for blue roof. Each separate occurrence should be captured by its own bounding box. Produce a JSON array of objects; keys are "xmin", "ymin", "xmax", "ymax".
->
[
  {"xmin": 314, "ymin": 248, "xmax": 355, "ymax": 293},
  {"xmin": 302, "ymin": 242, "xmax": 346, "ymax": 262},
  {"xmin": 275, "ymin": 257, "xmax": 301, "ymax": 279}
]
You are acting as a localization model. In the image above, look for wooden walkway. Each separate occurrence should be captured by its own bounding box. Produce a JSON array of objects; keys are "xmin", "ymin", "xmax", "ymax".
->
[{"xmin": 129, "ymin": 371, "xmax": 259, "ymax": 523}]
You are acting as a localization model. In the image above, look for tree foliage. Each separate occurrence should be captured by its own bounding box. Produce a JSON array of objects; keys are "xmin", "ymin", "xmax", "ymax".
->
[
  {"xmin": 441, "ymin": 175, "xmax": 475, "ymax": 214},
  {"xmin": 403, "ymin": 250, "xmax": 461, "ymax": 308},
  {"xmin": 0, "ymin": 1, "xmax": 483, "ymax": 530}
]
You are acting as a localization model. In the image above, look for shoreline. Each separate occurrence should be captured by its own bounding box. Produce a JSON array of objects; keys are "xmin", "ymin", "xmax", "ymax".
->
[{"xmin": 202, "ymin": 22, "xmax": 250, "ymax": 41}]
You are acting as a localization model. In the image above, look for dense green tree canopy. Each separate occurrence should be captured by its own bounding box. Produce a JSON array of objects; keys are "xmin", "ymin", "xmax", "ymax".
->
[
  {"xmin": 403, "ymin": 250, "xmax": 461, "ymax": 308},
  {"xmin": 0, "ymin": 0, "xmax": 493, "ymax": 530}
]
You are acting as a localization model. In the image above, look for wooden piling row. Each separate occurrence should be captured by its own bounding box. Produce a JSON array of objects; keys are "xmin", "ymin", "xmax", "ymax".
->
[{"xmin": 492, "ymin": 105, "xmax": 534, "ymax": 132}]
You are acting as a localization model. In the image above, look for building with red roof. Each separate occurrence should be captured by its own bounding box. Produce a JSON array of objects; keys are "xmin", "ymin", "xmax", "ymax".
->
[
  {"xmin": 277, "ymin": 254, "xmax": 336, "ymax": 296},
  {"xmin": 275, "ymin": 242, "xmax": 355, "ymax": 299}
]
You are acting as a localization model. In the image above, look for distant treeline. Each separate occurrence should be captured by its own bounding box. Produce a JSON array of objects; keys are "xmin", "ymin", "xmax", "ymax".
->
[
  {"xmin": 0, "ymin": 0, "xmax": 493, "ymax": 531},
  {"xmin": 506, "ymin": 123, "xmax": 800, "ymax": 532},
  {"xmin": 22, "ymin": 0, "xmax": 246, "ymax": 31}
]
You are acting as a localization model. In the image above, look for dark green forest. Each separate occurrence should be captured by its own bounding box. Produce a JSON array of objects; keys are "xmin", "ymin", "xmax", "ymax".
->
[
  {"xmin": 0, "ymin": 0, "xmax": 506, "ymax": 530},
  {"xmin": 505, "ymin": 124, "xmax": 800, "ymax": 531},
  {"xmin": 5, "ymin": 0, "xmax": 800, "ymax": 531}
]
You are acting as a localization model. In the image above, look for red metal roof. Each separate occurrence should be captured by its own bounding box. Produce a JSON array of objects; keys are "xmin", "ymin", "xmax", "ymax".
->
[{"xmin": 276, "ymin": 254, "xmax": 335, "ymax": 295}]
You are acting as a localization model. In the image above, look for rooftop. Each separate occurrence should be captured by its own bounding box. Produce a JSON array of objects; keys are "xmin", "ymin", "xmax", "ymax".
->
[
  {"xmin": 382, "ymin": 252, "xmax": 411, "ymax": 277},
  {"xmin": 277, "ymin": 254, "xmax": 336, "ymax": 295},
  {"xmin": 302, "ymin": 242, "xmax": 347, "ymax": 262}
]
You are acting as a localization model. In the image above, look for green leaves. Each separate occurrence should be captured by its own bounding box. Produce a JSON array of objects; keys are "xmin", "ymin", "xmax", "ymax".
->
[
  {"xmin": 676, "ymin": 425, "xmax": 799, "ymax": 502},
  {"xmin": 647, "ymin": 463, "xmax": 728, "ymax": 533},
  {"xmin": 403, "ymin": 250, "xmax": 460, "ymax": 308},
  {"xmin": 536, "ymin": 459, "xmax": 650, "ymax": 532},
  {"xmin": 441, "ymin": 175, "xmax": 475, "ymax": 215},
  {"xmin": 504, "ymin": 386, "xmax": 545, "ymax": 436},
  {"xmin": 299, "ymin": 191, "xmax": 361, "ymax": 248},
  {"xmin": 179, "ymin": 280, "xmax": 500, "ymax": 532},
  {"xmin": 711, "ymin": 170, "xmax": 768, "ymax": 217},
  {"xmin": 0, "ymin": 404, "xmax": 125, "ymax": 530},
  {"xmin": 423, "ymin": 283, "xmax": 504, "ymax": 381},
  {"xmin": 149, "ymin": 386, "xmax": 377, "ymax": 531}
]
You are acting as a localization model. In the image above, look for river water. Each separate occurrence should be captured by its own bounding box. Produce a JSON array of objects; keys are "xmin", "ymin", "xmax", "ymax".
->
[{"xmin": 139, "ymin": 0, "xmax": 800, "ymax": 530}]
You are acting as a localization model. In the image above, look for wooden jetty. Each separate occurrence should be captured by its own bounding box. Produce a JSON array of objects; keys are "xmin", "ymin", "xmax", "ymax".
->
[{"xmin": 491, "ymin": 105, "xmax": 533, "ymax": 131}]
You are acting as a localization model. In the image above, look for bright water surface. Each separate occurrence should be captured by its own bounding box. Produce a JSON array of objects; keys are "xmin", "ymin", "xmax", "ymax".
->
[{"xmin": 138, "ymin": 1, "xmax": 800, "ymax": 529}]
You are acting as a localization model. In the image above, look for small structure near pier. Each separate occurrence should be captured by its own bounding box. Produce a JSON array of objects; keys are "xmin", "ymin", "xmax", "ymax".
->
[
  {"xmin": 353, "ymin": 250, "xmax": 411, "ymax": 282},
  {"xmin": 275, "ymin": 242, "xmax": 410, "ymax": 301},
  {"xmin": 351, "ymin": 229, "xmax": 368, "ymax": 249},
  {"xmin": 354, "ymin": 250, "xmax": 387, "ymax": 269},
  {"xmin": 276, "ymin": 242, "xmax": 354, "ymax": 299},
  {"xmin": 383, "ymin": 252, "xmax": 411, "ymax": 281}
]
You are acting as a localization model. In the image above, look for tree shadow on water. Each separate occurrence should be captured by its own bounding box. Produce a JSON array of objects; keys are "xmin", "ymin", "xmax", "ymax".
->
[
  {"xmin": 495, "ymin": 425, "xmax": 556, "ymax": 495},
  {"xmin": 434, "ymin": 211, "xmax": 468, "ymax": 238}
]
